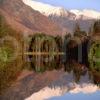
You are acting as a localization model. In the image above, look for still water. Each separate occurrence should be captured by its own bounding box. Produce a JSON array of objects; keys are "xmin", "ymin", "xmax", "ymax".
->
[
  {"xmin": 24, "ymin": 52, "xmax": 100, "ymax": 100},
  {"xmin": 25, "ymin": 69, "xmax": 100, "ymax": 100}
]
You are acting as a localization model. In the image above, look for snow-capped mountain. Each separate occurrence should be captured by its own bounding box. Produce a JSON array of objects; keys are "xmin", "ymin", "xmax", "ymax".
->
[
  {"xmin": 22, "ymin": 0, "xmax": 71, "ymax": 17},
  {"xmin": 23, "ymin": 0, "xmax": 100, "ymax": 33},
  {"xmin": 23, "ymin": 0, "xmax": 100, "ymax": 19},
  {"xmin": 70, "ymin": 9, "xmax": 100, "ymax": 19}
]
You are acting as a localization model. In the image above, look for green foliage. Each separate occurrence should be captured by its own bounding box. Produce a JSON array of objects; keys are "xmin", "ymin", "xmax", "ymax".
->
[
  {"xmin": 88, "ymin": 41, "xmax": 100, "ymax": 72},
  {"xmin": 0, "ymin": 14, "xmax": 23, "ymax": 93},
  {"xmin": 0, "ymin": 46, "xmax": 14, "ymax": 63},
  {"xmin": 28, "ymin": 33, "xmax": 62, "ymax": 72}
]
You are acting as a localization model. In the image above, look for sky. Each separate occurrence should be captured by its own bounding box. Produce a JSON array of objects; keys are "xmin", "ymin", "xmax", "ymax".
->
[
  {"xmin": 37, "ymin": 0, "xmax": 100, "ymax": 11},
  {"xmin": 49, "ymin": 91, "xmax": 100, "ymax": 100}
]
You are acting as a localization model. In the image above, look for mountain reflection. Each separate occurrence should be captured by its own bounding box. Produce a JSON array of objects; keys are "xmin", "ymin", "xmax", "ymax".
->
[
  {"xmin": 26, "ymin": 49, "xmax": 100, "ymax": 100},
  {"xmin": 25, "ymin": 71, "xmax": 100, "ymax": 100},
  {"xmin": 25, "ymin": 34, "xmax": 100, "ymax": 100}
]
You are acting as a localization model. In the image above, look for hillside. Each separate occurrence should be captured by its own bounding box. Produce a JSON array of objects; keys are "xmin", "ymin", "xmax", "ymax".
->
[
  {"xmin": 23, "ymin": 0, "xmax": 100, "ymax": 33},
  {"xmin": 0, "ymin": 0, "xmax": 62, "ymax": 36}
]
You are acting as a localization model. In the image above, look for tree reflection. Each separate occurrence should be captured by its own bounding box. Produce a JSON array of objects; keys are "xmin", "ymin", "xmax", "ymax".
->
[{"xmin": 28, "ymin": 33, "xmax": 100, "ymax": 86}]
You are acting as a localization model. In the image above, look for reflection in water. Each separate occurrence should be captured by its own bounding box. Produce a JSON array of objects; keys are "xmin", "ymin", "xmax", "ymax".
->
[
  {"xmin": 25, "ymin": 34, "xmax": 100, "ymax": 100},
  {"xmin": 25, "ymin": 84, "xmax": 99, "ymax": 100},
  {"xmin": 28, "ymin": 34, "xmax": 63, "ymax": 72},
  {"xmin": 25, "ymin": 71, "xmax": 100, "ymax": 100},
  {"xmin": 27, "ymin": 53, "xmax": 100, "ymax": 100}
]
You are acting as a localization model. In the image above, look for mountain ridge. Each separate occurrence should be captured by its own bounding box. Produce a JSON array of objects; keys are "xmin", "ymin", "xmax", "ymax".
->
[
  {"xmin": 23, "ymin": 0, "xmax": 100, "ymax": 33},
  {"xmin": 0, "ymin": 0, "xmax": 62, "ymax": 36},
  {"xmin": 23, "ymin": 0, "xmax": 100, "ymax": 19}
]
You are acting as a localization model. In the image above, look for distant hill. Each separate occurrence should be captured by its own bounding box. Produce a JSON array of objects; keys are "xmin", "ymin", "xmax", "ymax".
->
[{"xmin": 0, "ymin": 0, "xmax": 62, "ymax": 36}]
